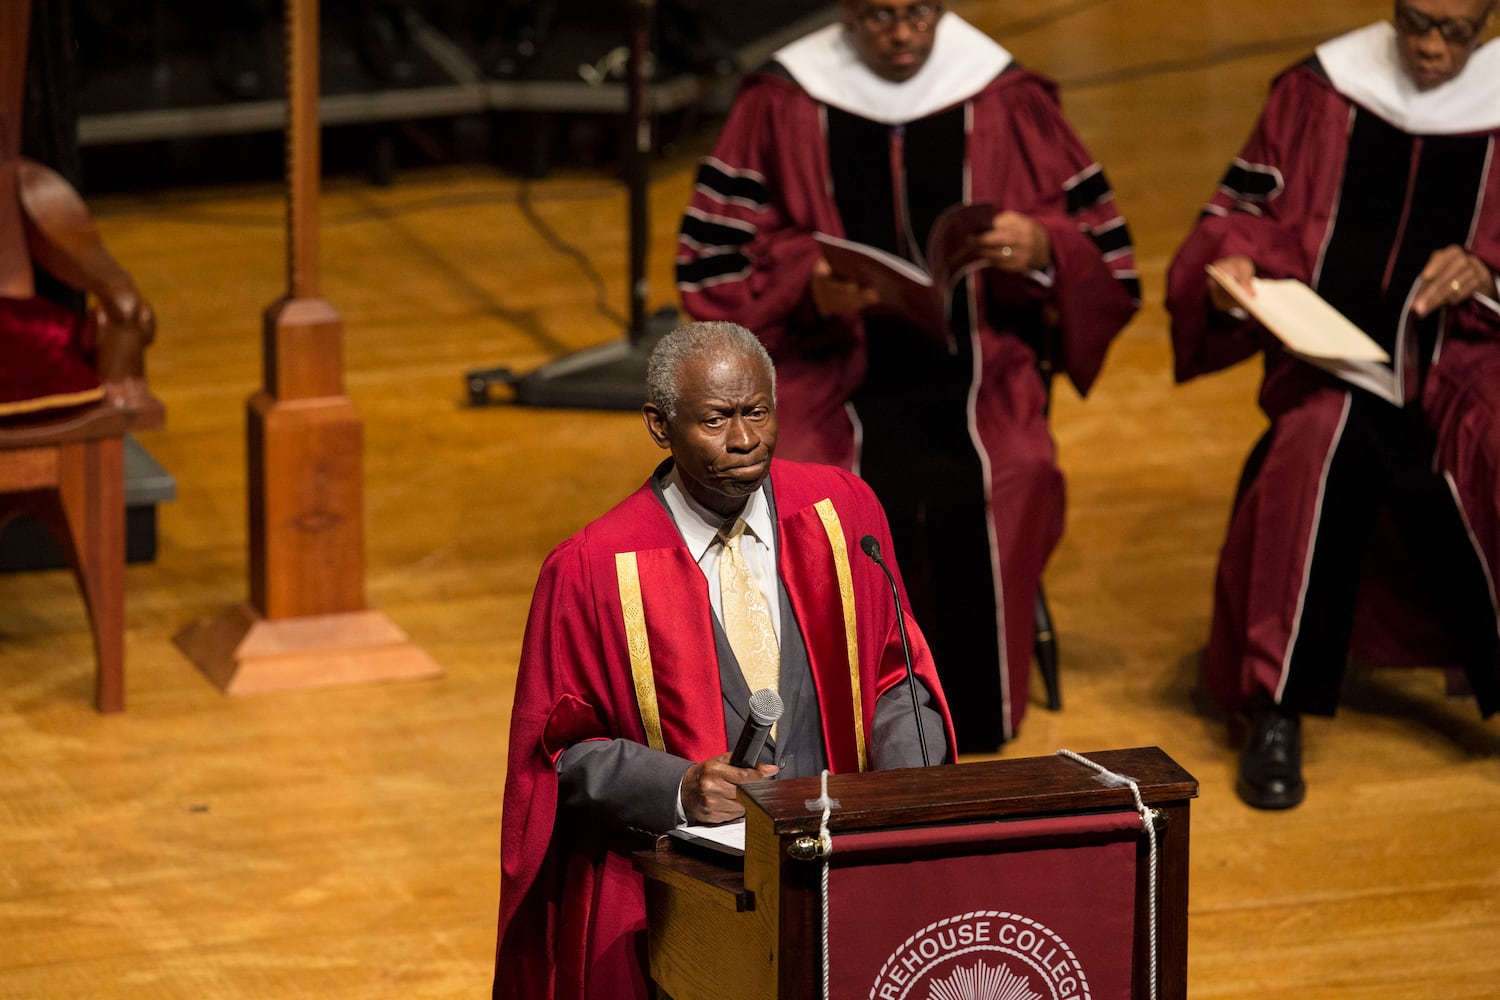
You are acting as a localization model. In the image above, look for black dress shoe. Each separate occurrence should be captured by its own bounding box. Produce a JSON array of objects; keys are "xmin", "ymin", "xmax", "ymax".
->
[{"xmin": 1236, "ymin": 705, "xmax": 1306, "ymax": 810}]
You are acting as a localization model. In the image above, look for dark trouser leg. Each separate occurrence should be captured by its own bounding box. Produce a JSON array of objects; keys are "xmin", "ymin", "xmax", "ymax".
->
[
  {"xmin": 1381, "ymin": 468, "xmax": 1500, "ymax": 714},
  {"xmin": 904, "ymin": 472, "xmax": 1007, "ymax": 754},
  {"xmin": 1205, "ymin": 388, "xmax": 1389, "ymax": 717},
  {"xmin": 1426, "ymin": 342, "xmax": 1500, "ymax": 718},
  {"xmin": 1273, "ymin": 397, "xmax": 1398, "ymax": 715},
  {"xmin": 855, "ymin": 395, "xmax": 1009, "ymax": 753},
  {"xmin": 1221, "ymin": 389, "xmax": 1394, "ymax": 809}
]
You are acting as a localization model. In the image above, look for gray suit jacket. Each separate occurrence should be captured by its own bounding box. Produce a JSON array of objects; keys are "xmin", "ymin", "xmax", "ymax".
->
[{"xmin": 557, "ymin": 487, "xmax": 946, "ymax": 836}]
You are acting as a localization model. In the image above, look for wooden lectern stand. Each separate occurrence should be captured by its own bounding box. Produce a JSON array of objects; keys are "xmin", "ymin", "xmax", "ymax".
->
[
  {"xmin": 636, "ymin": 746, "xmax": 1196, "ymax": 1000},
  {"xmin": 174, "ymin": 0, "xmax": 440, "ymax": 693}
]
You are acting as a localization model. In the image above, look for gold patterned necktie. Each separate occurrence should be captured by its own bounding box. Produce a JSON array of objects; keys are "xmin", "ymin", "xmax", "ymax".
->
[{"xmin": 718, "ymin": 517, "xmax": 781, "ymax": 698}]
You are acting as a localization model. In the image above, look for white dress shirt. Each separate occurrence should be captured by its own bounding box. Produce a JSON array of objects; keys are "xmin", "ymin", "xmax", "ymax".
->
[{"xmin": 659, "ymin": 466, "xmax": 782, "ymax": 642}]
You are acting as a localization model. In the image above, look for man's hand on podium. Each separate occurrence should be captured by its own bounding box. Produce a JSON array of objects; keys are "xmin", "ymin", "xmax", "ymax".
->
[{"xmin": 680, "ymin": 754, "xmax": 780, "ymax": 823}]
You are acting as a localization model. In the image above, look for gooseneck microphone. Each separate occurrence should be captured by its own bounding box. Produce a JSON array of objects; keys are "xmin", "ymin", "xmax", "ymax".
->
[
  {"xmin": 730, "ymin": 687, "xmax": 784, "ymax": 768},
  {"xmin": 860, "ymin": 534, "xmax": 930, "ymax": 767}
]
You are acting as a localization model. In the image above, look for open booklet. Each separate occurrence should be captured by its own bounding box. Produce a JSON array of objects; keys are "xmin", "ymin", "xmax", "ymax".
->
[
  {"xmin": 667, "ymin": 819, "xmax": 746, "ymax": 861},
  {"xmin": 814, "ymin": 201, "xmax": 996, "ymax": 346},
  {"xmin": 1206, "ymin": 264, "xmax": 1398, "ymax": 404}
]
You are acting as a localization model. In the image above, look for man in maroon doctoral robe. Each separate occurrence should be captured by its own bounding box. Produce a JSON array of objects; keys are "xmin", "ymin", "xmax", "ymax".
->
[
  {"xmin": 676, "ymin": 0, "xmax": 1138, "ymax": 751},
  {"xmin": 492, "ymin": 321, "xmax": 955, "ymax": 998},
  {"xmin": 1167, "ymin": 0, "xmax": 1500, "ymax": 810}
]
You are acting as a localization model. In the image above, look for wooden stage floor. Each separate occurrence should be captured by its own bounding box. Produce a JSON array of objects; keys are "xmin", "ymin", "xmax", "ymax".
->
[{"xmin": 2, "ymin": 1, "xmax": 1498, "ymax": 996}]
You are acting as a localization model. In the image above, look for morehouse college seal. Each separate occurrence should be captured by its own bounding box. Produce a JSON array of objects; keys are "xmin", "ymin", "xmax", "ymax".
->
[{"xmin": 867, "ymin": 910, "xmax": 1091, "ymax": 1000}]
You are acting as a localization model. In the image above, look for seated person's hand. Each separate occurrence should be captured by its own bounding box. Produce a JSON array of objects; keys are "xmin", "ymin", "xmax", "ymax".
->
[
  {"xmin": 974, "ymin": 211, "xmax": 1052, "ymax": 272},
  {"xmin": 1413, "ymin": 245, "xmax": 1494, "ymax": 318},
  {"xmin": 1207, "ymin": 255, "xmax": 1255, "ymax": 314},
  {"xmin": 809, "ymin": 257, "xmax": 878, "ymax": 317},
  {"xmin": 679, "ymin": 753, "xmax": 779, "ymax": 824}
]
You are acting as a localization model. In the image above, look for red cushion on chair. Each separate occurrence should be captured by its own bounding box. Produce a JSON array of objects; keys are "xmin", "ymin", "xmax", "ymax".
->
[{"xmin": 0, "ymin": 295, "xmax": 104, "ymax": 418}]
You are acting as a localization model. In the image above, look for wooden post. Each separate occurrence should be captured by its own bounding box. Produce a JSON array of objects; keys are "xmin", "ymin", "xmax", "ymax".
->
[{"xmin": 176, "ymin": 0, "xmax": 440, "ymax": 694}]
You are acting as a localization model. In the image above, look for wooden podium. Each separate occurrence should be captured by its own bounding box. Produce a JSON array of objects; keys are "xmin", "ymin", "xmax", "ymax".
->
[{"xmin": 636, "ymin": 746, "xmax": 1197, "ymax": 1000}]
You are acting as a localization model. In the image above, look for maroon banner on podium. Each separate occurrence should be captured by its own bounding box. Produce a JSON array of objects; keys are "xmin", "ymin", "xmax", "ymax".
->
[{"xmin": 827, "ymin": 809, "xmax": 1140, "ymax": 1000}]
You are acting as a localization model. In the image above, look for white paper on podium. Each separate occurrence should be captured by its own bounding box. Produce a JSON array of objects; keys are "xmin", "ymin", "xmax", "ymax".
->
[{"xmin": 670, "ymin": 819, "xmax": 746, "ymax": 857}]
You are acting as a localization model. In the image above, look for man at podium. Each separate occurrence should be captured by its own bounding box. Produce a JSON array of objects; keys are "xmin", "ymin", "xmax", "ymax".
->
[{"xmin": 492, "ymin": 321, "xmax": 955, "ymax": 999}]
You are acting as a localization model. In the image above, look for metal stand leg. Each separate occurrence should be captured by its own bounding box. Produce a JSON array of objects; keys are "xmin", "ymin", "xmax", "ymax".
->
[{"xmin": 1035, "ymin": 585, "xmax": 1061, "ymax": 711}]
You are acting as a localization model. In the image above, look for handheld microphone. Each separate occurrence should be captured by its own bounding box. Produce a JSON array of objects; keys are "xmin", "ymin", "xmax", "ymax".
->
[
  {"xmin": 859, "ymin": 534, "xmax": 930, "ymax": 767},
  {"xmin": 730, "ymin": 687, "xmax": 784, "ymax": 768}
]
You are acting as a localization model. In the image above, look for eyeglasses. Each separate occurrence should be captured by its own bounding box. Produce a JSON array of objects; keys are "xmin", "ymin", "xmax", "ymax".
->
[
  {"xmin": 1393, "ymin": 4, "xmax": 1492, "ymax": 46},
  {"xmin": 856, "ymin": 2, "xmax": 944, "ymax": 33}
]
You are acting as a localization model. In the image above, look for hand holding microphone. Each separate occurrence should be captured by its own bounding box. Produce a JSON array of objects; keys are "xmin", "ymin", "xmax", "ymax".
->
[
  {"xmin": 680, "ymin": 688, "xmax": 784, "ymax": 823},
  {"xmin": 730, "ymin": 687, "xmax": 783, "ymax": 768}
]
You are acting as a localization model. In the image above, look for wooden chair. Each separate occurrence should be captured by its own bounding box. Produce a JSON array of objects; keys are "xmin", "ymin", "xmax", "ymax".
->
[
  {"xmin": 2, "ymin": 0, "xmax": 162, "ymax": 712},
  {"xmin": 0, "ymin": 380, "xmax": 162, "ymax": 713}
]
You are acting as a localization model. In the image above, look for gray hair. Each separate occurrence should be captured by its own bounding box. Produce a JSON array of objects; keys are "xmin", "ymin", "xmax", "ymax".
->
[{"xmin": 646, "ymin": 321, "xmax": 776, "ymax": 422}]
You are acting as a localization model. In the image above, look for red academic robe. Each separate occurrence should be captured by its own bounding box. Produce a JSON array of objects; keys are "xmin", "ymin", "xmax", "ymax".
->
[
  {"xmin": 492, "ymin": 459, "xmax": 955, "ymax": 999},
  {"xmin": 676, "ymin": 54, "xmax": 1137, "ymax": 743},
  {"xmin": 1166, "ymin": 39, "xmax": 1500, "ymax": 715},
  {"xmin": 1167, "ymin": 61, "xmax": 1500, "ymax": 409}
]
